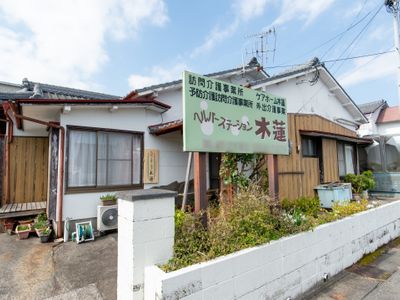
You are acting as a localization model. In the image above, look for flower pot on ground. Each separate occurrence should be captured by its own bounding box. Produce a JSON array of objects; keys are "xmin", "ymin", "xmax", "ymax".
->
[
  {"xmin": 344, "ymin": 171, "xmax": 375, "ymax": 200},
  {"xmin": 32, "ymin": 218, "xmax": 48, "ymax": 237},
  {"xmin": 4, "ymin": 221, "xmax": 15, "ymax": 235},
  {"xmin": 38, "ymin": 227, "xmax": 52, "ymax": 243},
  {"xmin": 16, "ymin": 224, "xmax": 31, "ymax": 240},
  {"xmin": 100, "ymin": 193, "xmax": 118, "ymax": 206},
  {"xmin": 18, "ymin": 219, "xmax": 34, "ymax": 226}
]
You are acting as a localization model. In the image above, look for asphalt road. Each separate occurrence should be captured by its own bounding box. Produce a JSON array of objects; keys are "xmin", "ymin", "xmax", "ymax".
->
[{"xmin": 0, "ymin": 232, "xmax": 117, "ymax": 300}]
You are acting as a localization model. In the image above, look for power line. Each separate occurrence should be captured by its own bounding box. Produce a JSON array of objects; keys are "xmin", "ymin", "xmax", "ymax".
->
[
  {"xmin": 320, "ymin": 0, "xmax": 370, "ymax": 60},
  {"xmin": 331, "ymin": 3, "xmax": 384, "ymax": 74},
  {"xmin": 265, "ymin": 49, "xmax": 394, "ymax": 69},
  {"xmin": 275, "ymin": 2, "xmax": 374, "ymax": 66}
]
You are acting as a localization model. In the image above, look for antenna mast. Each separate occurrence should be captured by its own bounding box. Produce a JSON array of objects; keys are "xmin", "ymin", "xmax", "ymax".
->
[
  {"xmin": 242, "ymin": 28, "xmax": 276, "ymax": 71},
  {"xmin": 385, "ymin": 0, "xmax": 400, "ymax": 103}
]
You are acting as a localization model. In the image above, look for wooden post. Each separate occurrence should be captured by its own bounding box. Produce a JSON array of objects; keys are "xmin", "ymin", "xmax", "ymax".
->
[
  {"xmin": 268, "ymin": 154, "xmax": 279, "ymax": 201},
  {"xmin": 194, "ymin": 152, "xmax": 207, "ymax": 226}
]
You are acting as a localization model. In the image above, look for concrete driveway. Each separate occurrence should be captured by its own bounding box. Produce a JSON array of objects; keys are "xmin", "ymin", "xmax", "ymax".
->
[{"xmin": 0, "ymin": 232, "xmax": 117, "ymax": 300}]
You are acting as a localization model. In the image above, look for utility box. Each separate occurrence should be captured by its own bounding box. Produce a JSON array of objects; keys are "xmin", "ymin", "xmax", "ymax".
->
[{"xmin": 314, "ymin": 183, "xmax": 352, "ymax": 208}]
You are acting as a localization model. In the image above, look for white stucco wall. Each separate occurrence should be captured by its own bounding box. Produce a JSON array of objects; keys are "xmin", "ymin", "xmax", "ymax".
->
[
  {"xmin": 377, "ymin": 122, "xmax": 400, "ymax": 136},
  {"xmin": 60, "ymin": 107, "xmax": 189, "ymax": 220},
  {"xmin": 261, "ymin": 73, "xmax": 356, "ymax": 130}
]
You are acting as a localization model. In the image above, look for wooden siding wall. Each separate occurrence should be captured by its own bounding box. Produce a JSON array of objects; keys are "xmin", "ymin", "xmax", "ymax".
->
[
  {"xmin": 7, "ymin": 137, "xmax": 49, "ymax": 204},
  {"xmin": 278, "ymin": 114, "xmax": 356, "ymax": 200},
  {"xmin": 322, "ymin": 139, "xmax": 339, "ymax": 182}
]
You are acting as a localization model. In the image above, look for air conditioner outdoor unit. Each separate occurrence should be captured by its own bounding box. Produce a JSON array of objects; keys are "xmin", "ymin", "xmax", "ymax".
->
[{"xmin": 97, "ymin": 204, "xmax": 118, "ymax": 231}]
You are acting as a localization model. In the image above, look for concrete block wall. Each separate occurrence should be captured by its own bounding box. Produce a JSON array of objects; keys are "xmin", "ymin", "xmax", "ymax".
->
[
  {"xmin": 145, "ymin": 200, "xmax": 400, "ymax": 300},
  {"xmin": 117, "ymin": 189, "xmax": 176, "ymax": 300}
]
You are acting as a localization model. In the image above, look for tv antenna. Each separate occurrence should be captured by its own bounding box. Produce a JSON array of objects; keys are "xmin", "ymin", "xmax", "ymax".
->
[{"xmin": 242, "ymin": 28, "xmax": 276, "ymax": 71}]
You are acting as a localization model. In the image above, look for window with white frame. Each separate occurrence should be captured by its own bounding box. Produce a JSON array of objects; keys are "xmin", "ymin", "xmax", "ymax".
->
[{"xmin": 67, "ymin": 126, "xmax": 143, "ymax": 191}]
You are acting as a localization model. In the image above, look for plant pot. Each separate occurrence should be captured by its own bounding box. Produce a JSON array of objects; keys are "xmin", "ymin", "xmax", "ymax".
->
[
  {"xmin": 35, "ymin": 228, "xmax": 46, "ymax": 237},
  {"xmin": 16, "ymin": 225, "xmax": 31, "ymax": 240},
  {"xmin": 101, "ymin": 200, "xmax": 117, "ymax": 206},
  {"xmin": 4, "ymin": 221, "xmax": 15, "ymax": 235},
  {"xmin": 39, "ymin": 233, "xmax": 51, "ymax": 243},
  {"xmin": 362, "ymin": 190, "xmax": 369, "ymax": 200},
  {"xmin": 18, "ymin": 219, "xmax": 34, "ymax": 225}
]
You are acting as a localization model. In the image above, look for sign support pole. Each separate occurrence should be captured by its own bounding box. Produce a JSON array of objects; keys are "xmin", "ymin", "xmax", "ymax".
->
[
  {"xmin": 268, "ymin": 154, "xmax": 279, "ymax": 202},
  {"xmin": 181, "ymin": 152, "xmax": 193, "ymax": 211},
  {"xmin": 194, "ymin": 152, "xmax": 207, "ymax": 226}
]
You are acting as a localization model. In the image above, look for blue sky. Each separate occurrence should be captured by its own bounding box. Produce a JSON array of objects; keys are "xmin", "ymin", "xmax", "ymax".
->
[{"xmin": 0, "ymin": 0, "xmax": 398, "ymax": 106}]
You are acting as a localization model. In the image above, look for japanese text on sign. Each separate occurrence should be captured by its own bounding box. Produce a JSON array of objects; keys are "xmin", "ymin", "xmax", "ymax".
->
[{"xmin": 183, "ymin": 71, "xmax": 288, "ymax": 154}]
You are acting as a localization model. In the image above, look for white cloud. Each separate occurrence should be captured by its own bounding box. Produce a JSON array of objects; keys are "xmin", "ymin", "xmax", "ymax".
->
[
  {"xmin": 0, "ymin": 0, "xmax": 168, "ymax": 89},
  {"xmin": 234, "ymin": 0, "xmax": 270, "ymax": 21},
  {"xmin": 190, "ymin": 20, "xmax": 240, "ymax": 58},
  {"xmin": 191, "ymin": 0, "xmax": 270, "ymax": 58},
  {"xmin": 272, "ymin": 0, "xmax": 335, "ymax": 27},
  {"xmin": 338, "ymin": 52, "xmax": 396, "ymax": 87},
  {"xmin": 128, "ymin": 62, "xmax": 188, "ymax": 90}
]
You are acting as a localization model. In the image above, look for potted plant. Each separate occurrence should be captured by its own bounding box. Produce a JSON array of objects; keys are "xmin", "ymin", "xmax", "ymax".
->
[
  {"xmin": 100, "ymin": 193, "xmax": 118, "ymax": 206},
  {"xmin": 18, "ymin": 218, "xmax": 34, "ymax": 226},
  {"xmin": 32, "ymin": 220, "xmax": 47, "ymax": 236},
  {"xmin": 16, "ymin": 224, "xmax": 31, "ymax": 240},
  {"xmin": 344, "ymin": 171, "xmax": 376, "ymax": 200},
  {"xmin": 33, "ymin": 213, "xmax": 49, "ymax": 236},
  {"xmin": 4, "ymin": 220, "xmax": 15, "ymax": 235},
  {"xmin": 38, "ymin": 227, "xmax": 52, "ymax": 243}
]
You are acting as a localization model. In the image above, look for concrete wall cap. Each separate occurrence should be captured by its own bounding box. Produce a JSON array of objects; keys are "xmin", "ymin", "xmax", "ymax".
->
[{"xmin": 118, "ymin": 189, "xmax": 177, "ymax": 201}]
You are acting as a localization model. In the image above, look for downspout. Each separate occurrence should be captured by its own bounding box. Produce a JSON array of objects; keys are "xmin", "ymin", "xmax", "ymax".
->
[
  {"xmin": 3, "ymin": 102, "xmax": 65, "ymax": 238},
  {"xmin": 0, "ymin": 116, "xmax": 12, "ymax": 203}
]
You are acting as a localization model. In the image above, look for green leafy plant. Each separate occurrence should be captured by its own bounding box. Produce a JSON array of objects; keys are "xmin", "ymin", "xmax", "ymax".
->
[
  {"xmin": 37, "ymin": 213, "xmax": 47, "ymax": 223},
  {"xmin": 281, "ymin": 197, "xmax": 321, "ymax": 218},
  {"xmin": 331, "ymin": 199, "xmax": 368, "ymax": 218},
  {"xmin": 100, "ymin": 193, "xmax": 118, "ymax": 202},
  {"xmin": 16, "ymin": 225, "xmax": 29, "ymax": 231},
  {"xmin": 161, "ymin": 186, "xmax": 372, "ymax": 272},
  {"xmin": 41, "ymin": 227, "xmax": 51, "ymax": 236},
  {"xmin": 344, "ymin": 171, "xmax": 376, "ymax": 194},
  {"xmin": 219, "ymin": 153, "xmax": 267, "ymax": 190},
  {"xmin": 33, "ymin": 220, "xmax": 47, "ymax": 230}
]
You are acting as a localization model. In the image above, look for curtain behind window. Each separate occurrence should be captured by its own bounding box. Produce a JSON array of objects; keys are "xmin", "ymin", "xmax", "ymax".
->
[
  {"xmin": 344, "ymin": 145, "xmax": 355, "ymax": 174},
  {"xmin": 108, "ymin": 133, "xmax": 132, "ymax": 185},
  {"xmin": 68, "ymin": 130, "xmax": 96, "ymax": 187}
]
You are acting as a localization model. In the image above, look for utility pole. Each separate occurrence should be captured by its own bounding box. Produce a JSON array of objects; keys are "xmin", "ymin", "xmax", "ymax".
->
[{"xmin": 385, "ymin": 0, "xmax": 400, "ymax": 103}]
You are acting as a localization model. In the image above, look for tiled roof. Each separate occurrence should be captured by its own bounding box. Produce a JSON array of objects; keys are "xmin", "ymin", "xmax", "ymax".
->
[
  {"xmin": 148, "ymin": 119, "xmax": 183, "ymax": 135},
  {"xmin": 358, "ymin": 100, "xmax": 387, "ymax": 115},
  {"xmin": 0, "ymin": 78, "xmax": 121, "ymax": 100},
  {"xmin": 250, "ymin": 57, "xmax": 322, "ymax": 86},
  {"xmin": 133, "ymin": 57, "xmax": 265, "ymax": 94},
  {"xmin": 377, "ymin": 106, "xmax": 400, "ymax": 123}
]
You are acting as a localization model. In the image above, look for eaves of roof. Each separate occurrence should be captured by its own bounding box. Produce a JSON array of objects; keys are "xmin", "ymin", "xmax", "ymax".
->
[
  {"xmin": 358, "ymin": 99, "xmax": 388, "ymax": 115},
  {"xmin": 133, "ymin": 63, "xmax": 263, "ymax": 95},
  {"xmin": 250, "ymin": 60, "xmax": 367, "ymax": 124},
  {"xmin": 0, "ymin": 79, "xmax": 121, "ymax": 100},
  {"xmin": 14, "ymin": 97, "xmax": 171, "ymax": 112}
]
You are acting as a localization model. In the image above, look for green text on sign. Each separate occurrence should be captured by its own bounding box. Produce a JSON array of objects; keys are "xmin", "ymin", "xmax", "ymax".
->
[{"xmin": 183, "ymin": 71, "xmax": 289, "ymax": 155}]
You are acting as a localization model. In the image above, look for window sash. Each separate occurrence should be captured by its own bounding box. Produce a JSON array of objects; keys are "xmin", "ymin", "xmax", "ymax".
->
[
  {"xmin": 338, "ymin": 142, "xmax": 355, "ymax": 177},
  {"xmin": 67, "ymin": 126, "xmax": 143, "ymax": 191}
]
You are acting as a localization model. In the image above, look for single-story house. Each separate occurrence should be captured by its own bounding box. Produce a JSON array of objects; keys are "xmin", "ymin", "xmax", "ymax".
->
[
  {"xmin": 145, "ymin": 58, "xmax": 370, "ymax": 200},
  {"xmin": 0, "ymin": 58, "xmax": 369, "ymax": 236}
]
